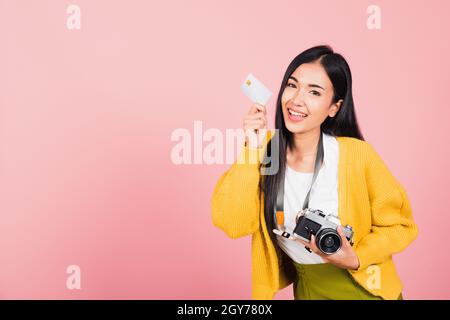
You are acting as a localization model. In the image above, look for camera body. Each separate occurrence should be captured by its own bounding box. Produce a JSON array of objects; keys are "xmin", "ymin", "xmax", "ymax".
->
[{"xmin": 293, "ymin": 208, "xmax": 354, "ymax": 255}]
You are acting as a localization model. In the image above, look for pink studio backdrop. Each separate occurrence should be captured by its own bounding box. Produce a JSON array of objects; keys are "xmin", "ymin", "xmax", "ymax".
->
[{"xmin": 1, "ymin": 0, "xmax": 449, "ymax": 299}]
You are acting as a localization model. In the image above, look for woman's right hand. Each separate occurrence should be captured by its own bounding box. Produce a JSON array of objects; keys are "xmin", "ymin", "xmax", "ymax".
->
[{"xmin": 243, "ymin": 103, "xmax": 267, "ymax": 148}]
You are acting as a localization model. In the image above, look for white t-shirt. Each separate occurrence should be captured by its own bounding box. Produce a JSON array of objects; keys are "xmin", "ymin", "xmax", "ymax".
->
[{"xmin": 275, "ymin": 133, "xmax": 341, "ymax": 264}]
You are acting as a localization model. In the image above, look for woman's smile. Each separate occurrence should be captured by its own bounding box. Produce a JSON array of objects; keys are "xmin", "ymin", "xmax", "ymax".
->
[{"xmin": 287, "ymin": 106, "xmax": 309, "ymax": 122}]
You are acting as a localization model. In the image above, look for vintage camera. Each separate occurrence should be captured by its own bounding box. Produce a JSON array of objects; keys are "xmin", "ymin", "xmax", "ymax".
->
[{"xmin": 293, "ymin": 208, "xmax": 354, "ymax": 255}]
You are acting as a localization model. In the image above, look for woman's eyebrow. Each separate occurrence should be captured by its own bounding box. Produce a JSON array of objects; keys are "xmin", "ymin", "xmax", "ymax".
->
[{"xmin": 288, "ymin": 76, "xmax": 325, "ymax": 90}]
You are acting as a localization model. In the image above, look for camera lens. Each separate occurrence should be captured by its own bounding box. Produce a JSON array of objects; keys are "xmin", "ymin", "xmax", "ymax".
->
[
  {"xmin": 324, "ymin": 236, "xmax": 335, "ymax": 247},
  {"xmin": 317, "ymin": 229, "xmax": 341, "ymax": 254}
]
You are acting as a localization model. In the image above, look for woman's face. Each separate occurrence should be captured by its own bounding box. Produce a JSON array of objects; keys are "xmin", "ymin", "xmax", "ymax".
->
[{"xmin": 281, "ymin": 62, "xmax": 342, "ymax": 134}]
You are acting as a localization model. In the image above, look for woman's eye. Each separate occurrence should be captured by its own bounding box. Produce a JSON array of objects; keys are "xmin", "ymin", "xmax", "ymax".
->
[
  {"xmin": 310, "ymin": 90, "xmax": 321, "ymax": 96},
  {"xmin": 286, "ymin": 83, "xmax": 296, "ymax": 88}
]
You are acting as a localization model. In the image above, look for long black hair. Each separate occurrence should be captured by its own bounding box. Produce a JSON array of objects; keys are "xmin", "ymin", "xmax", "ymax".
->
[{"xmin": 260, "ymin": 45, "xmax": 364, "ymax": 248}]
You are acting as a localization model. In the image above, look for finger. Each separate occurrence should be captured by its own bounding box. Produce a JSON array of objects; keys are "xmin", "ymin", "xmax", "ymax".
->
[
  {"xmin": 309, "ymin": 235, "xmax": 321, "ymax": 254},
  {"xmin": 244, "ymin": 115, "xmax": 267, "ymax": 125},
  {"xmin": 253, "ymin": 103, "xmax": 267, "ymax": 115},
  {"xmin": 245, "ymin": 112, "xmax": 266, "ymax": 120},
  {"xmin": 247, "ymin": 104, "xmax": 258, "ymax": 115},
  {"xmin": 244, "ymin": 126, "xmax": 262, "ymax": 132},
  {"xmin": 296, "ymin": 237, "xmax": 318, "ymax": 254},
  {"xmin": 244, "ymin": 118, "xmax": 265, "ymax": 123},
  {"xmin": 337, "ymin": 226, "xmax": 351, "ymax": 247},
  {"xmin": 244, "ymin": 119, "xmax": 266, "ymax": 128},
  {"xmin": 244, "ymin": 122, "xmax": 266, "ymax": 131}
]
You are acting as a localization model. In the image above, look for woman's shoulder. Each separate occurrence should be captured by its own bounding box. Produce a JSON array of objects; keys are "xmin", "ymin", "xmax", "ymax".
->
[
  {"xmin": 335, "ymin": 136, "xmax": 383, "ymax": 165},
  {"xmin": 336, "ymin": 135, "xmax": 373, "ymax": 152},
  {"xmin": 335, "ymin": 136, "xmax": 398, "ymax": 179}
]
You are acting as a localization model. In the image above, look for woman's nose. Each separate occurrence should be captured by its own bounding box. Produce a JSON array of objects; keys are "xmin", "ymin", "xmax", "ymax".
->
[{"xmin": 292, "ymin": 89, "xmax": 306, "ymax": 105}]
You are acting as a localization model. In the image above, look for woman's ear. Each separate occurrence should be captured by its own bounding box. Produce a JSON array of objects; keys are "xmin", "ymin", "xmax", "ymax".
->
[{"xmin": 329, "ymin": 99, "xmax": 343, "ymax": 118}]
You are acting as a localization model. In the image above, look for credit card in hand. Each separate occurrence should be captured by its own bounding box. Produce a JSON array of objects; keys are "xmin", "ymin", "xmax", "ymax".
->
[{"xmin": 240, "ymin": 73, "xmax": 272, "ymax": 106}]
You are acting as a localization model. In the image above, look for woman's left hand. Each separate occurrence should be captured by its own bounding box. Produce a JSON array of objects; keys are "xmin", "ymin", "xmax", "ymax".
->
[{"xmin": 295, "ymin": 226, "xmax": 360, "ymax": 270}]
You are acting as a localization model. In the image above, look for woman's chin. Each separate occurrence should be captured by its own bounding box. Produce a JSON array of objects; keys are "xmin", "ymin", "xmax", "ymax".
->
[{"xmin": 285, "ymin": 121, "xmax": 307, "ymax": 134}]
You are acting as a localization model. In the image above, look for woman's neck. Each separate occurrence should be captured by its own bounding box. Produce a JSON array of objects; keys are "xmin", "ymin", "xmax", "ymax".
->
[{"xmin": 290, "ymin": 128, "xmax": 321, "ymax": 160}]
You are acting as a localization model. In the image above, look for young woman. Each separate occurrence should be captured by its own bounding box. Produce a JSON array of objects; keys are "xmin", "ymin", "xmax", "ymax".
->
[{"xmin": 211, "ymin": 45, "xmax": 419, "ymax": 300}]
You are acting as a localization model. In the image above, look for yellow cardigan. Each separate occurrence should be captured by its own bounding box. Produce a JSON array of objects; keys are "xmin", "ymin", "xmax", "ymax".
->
[{"xmin": 211, "ymin": 130, "xmax": 418, "ymax": 300}]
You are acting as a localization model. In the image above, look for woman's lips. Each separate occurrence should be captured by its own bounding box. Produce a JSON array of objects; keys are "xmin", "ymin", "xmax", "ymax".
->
[{"xmin": 287, "ymin": 108, "xmax": 308, "ymax": 122}]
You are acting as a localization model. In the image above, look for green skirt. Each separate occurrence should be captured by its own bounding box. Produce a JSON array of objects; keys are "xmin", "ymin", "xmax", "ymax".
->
[{"xmin": 292, "ymin": 261, "xmax": 403, "ymax": 300}]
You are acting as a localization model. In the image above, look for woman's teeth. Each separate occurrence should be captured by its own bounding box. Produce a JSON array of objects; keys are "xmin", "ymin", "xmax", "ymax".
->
[{"xmin": 288, "ymin": 109, "xmax": 307, "ymax": 117}]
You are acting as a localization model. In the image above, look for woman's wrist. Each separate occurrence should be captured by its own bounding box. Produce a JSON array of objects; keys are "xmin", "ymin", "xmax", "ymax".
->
[{"xmin": 245, "ymin": 135, "xmax": 263, "ymax": 149}]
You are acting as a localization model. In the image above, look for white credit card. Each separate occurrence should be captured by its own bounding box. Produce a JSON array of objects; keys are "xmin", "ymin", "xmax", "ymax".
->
[{"xmin": 240, "ymin": 73, "xmax": 272, "ymax": 106}]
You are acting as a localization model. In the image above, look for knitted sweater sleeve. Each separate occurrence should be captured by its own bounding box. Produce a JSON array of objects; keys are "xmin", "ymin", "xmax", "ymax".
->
[
  {"xmin": 350, "ymin": 143, "xmax": 419, "ymax": 272},
  {"xmin": 210, "ymin": 142, "xmax": 267, "ymax": 239}
]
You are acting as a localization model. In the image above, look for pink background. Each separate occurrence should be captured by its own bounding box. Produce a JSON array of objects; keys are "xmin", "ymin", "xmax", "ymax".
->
[{"xmin": 1, "ymin": 0, "xmax": 449, "ymax": 299}]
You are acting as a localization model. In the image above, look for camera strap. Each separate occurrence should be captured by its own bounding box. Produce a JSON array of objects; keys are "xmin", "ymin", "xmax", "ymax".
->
[{"xmin": 274, "ymin": 131, "xmax": 324, "ymax": 230}]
